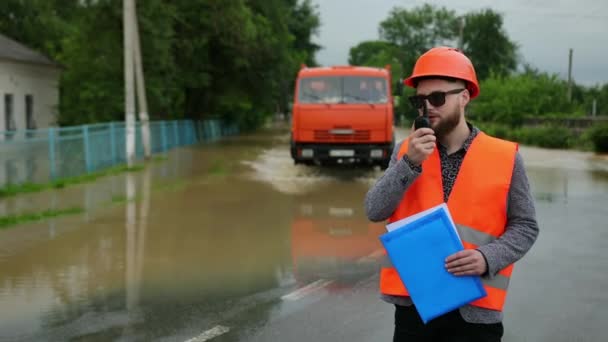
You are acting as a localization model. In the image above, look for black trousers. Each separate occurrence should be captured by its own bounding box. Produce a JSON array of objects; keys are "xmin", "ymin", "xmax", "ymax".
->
[{"xmin": 393, "ymin": 305, "xmax": 504, "ymax": 342}]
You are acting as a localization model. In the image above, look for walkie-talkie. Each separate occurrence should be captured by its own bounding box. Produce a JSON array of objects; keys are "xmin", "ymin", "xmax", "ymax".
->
[{"xmin": 414, "ymin": 101, "xmax": 430, "ymax": 130}]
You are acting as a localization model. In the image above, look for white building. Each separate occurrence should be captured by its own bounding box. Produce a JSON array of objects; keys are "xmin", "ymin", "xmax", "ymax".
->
[{"xmin": 0, "ymin": 33, "xmax": 62, "ymax": 134}]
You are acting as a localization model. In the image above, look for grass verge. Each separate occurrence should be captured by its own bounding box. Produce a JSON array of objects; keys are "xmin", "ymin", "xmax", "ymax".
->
[
  {"xmin": 0, "ymin": 164, "xmax": 145, "ymax": 198},
  {"xmin": 0, "ymin": 207, "xmax": 84, "ymax": 230}
]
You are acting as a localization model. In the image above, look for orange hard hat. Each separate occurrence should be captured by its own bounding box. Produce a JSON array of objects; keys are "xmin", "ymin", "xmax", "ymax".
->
[{"xmin": 404, "ymin": 46, "xmax": 480, "ymax": 99}]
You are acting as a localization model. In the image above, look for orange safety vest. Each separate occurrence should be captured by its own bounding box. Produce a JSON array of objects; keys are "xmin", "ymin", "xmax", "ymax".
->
[{"xmin": 379, "ymin": 132, "xmax": 517, "ymax": 312}]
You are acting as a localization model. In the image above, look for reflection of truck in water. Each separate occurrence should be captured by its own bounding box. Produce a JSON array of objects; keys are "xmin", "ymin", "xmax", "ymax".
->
[
  {"xmin": 290, "ymin": 65, "xmax": 395, "ymax": 168},
  {"xmin": 291, "ymin": 202, "xmax": 386, "ymax": 287}
]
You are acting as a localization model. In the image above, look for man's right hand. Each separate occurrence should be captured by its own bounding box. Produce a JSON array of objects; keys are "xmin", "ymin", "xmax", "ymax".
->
[{"xmin": 406, "ymin": 128, "xmax": 436, "ymax": 166}]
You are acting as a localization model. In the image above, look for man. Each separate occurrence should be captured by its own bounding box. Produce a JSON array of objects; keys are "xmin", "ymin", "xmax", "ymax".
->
[{"xmin": 364, "ymin": 46, "xmax": 539, "ymax": 341}]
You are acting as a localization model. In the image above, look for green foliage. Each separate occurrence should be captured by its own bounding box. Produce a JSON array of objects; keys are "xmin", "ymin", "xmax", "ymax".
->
[
  {"xmin": 396, "ymin": 86, "xmax": 417, "ymax": 124},
  {"xmin": 470, "ymin": 71, "xmax": 580, "ymax": 126},
  {"xmin": 287, "ymin": 0, "xmax": 322, "ymax": 67},
  {"xmin": 461, "ymin": 9, "xmax": 518, "ymax": 80},
  {"xmin": 475, "ymin": 122, "xmax": 511, "ymax": 139},
  {"xmin": 379, "ymin": 4, "xmax": 458, "ymax": 72},
  {"xmin": 572, "ymin": 129, "xmax": 594, "ymax": 151},
  {"xmin": 0, "ymin": 0, "xmax": 76, "ymax": 57},
  {"xmin": 209, "ymin": 159, "xmax": 228, "ymax": 175},
  {"xmin": 510, "ymin": 126, "xmax": 574, "ymax": 149},
  {"xmin": 0, "ymin": 0, "xmax": 321, "ymax": 129},
  {"xmin": 348, "ymin": 41, "xmax": 401, "ymax": 68},
  {"xmin": 588, "ymin": 123, "xmax": 608, "ymax": 152},
  {"xmin": 348, "ymin": 40, "xmax": 404, "ymax": 92},
  {"xmin": 0, "ymin": 164, "xmax": 144, "ymax": 198},
  {"xmin": 0, "ymin": 207, "xmax": 84, "ymax": 230},
  {"xmin": 580, "ymin": 83, "xmax": 608, "ymax": 116},
  {"xmin": 477, "ymin": 122, "xmax": 576, "ymax": 149},
  {"xmin": 375, "ymin": 5, "xmax": 517, "ymax": 83},
  {"xmin": 346, "ymin": 4, "xmax": 607, "ymax": 153}
]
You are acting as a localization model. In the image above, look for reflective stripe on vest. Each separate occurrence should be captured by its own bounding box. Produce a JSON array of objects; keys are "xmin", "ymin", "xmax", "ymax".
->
[{"xmin": 379, "ymin": 132, "xmax": 518, "ymax": 312}]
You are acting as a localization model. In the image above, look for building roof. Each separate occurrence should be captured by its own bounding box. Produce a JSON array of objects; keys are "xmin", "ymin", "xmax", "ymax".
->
[{"xmin": 0, "ymin": 33, "xmax": 61, "ymax": 68}]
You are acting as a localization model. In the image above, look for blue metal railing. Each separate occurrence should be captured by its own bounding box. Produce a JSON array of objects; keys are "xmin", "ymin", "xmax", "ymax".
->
[{"xmin": 0, "ymin": 119, "xmax": 239, "ymax": 187}]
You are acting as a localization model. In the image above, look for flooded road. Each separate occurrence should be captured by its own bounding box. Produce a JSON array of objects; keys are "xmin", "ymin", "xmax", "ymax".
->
[{"xmin": 1, "ymin": 124, "xmax": 607, "ymax": 341}]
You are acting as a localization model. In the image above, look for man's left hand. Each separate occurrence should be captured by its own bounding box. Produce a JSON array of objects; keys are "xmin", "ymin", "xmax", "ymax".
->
[{"xmin": 445, "ymin": 250, "xmax": 487, "ymax": 276}]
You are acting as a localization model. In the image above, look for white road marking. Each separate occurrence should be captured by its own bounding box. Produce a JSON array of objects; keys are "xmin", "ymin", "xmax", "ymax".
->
[
  {"xmin": 356, "ymin": 249, "xmax": 385, "ymax": 263},
  {"xmin": 281, "ymin": 279, "xmax": 334, "ymax": 301},
  {"xmin": 184, "ymin": 325, "xmax": 230, "ymax": 342}
]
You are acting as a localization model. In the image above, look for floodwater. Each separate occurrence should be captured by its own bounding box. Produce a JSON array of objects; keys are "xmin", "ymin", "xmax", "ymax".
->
[{"xmin": 0, "ymin": 124, "xmax": 607, "ymax": 341}]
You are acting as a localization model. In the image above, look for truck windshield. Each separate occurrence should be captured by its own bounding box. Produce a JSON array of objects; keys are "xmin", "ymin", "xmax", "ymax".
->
[{"xmin": 298, "ymin": 76, "xmax": 388, "ymax": 104}]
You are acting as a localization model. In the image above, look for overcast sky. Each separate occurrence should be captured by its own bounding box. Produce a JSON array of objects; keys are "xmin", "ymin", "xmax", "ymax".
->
[{"xmin": 312, "ymin": 0, "xmax": 608, "ymax": 86}]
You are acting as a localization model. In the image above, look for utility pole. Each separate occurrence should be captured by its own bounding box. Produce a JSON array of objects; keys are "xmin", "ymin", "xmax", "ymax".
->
[
  {"xmin": 132, "ymin": 0, "xmax": 151, "ymax": 159},
  {"xmin": 458, "ymin": 17, "xmax": 465, "ymax": 50},
  {"xmin": 124, "ymin": 0, "xmax": 136, "ymax": 167},
  {"xmin": 567, "ymin": 48, "xmax": 573, "ymax": 103},
  {"xmin": 592, "ymin": 99, "xmax": 597, "ymax": 117},
  {"xmin": 124, "ymin": 0, "xmax": 137, "ymax": 314}
]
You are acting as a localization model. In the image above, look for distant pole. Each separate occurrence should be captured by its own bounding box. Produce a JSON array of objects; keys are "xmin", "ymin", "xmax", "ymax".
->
[
  {"xmin": 132, "ymin": 0, "xmax": 151, "ymax": 159},
  {"xmin": 592, "ymin": 99, "xmax": 597, "ymax": 117},
  {"xmin": 48, "ymin": 127, "xmax": 56, "ymax": 180},
  {"xmin": 458, "ymin": 17, "xmax": 465, "ymax": 50},
  {"xmin": 567, "ymin": 48, "xmax": 573, "ymax": 103},
  {"xmin": 124, "ymin": 0, "xmax": 136, "ymax": 167}
]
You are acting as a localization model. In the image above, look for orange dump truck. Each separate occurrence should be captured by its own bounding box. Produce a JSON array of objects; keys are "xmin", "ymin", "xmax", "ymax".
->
[{"xmin": 290, "ymin": 65, "xmax": 395, "ymax": 168}]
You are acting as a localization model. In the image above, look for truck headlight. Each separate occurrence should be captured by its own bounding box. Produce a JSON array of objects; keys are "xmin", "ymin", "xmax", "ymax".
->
[
  {"xmin": 370, "ymin": 149, "xmax": 383, "ymax": 158},
  {"xmin": 301, "ymin": 149, "xmax": 314, "ymax": 158}
]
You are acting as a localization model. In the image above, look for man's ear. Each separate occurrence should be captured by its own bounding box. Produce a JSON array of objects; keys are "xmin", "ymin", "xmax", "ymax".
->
[{"xmin": 461, "ymin": 88, "xmax": 471, "ymax": 108}]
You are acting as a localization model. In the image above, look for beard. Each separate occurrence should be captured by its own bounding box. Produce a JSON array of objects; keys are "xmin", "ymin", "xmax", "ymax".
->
[{"xmin": 431, "ymin": 104, "xmax": 461, "ymax": 139}]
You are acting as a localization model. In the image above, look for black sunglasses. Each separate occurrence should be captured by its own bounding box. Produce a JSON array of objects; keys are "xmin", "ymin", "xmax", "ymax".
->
[{"xmin": 408, "ymin": 88, "xmax": 466, "ymax": 109}]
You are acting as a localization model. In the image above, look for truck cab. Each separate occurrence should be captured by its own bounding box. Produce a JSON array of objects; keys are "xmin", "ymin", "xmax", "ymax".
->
[{"xmin": 290, "ymin": 65, "xmax": 395, "ymax": 168}]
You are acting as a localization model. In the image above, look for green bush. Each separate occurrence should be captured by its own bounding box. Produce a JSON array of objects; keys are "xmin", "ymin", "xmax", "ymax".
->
[
  {"xmin": 476, "ymin": 122, "xmax": 575, "ymax": 149},
  {"xmin": 569, "ymin": 129, "xmax": 594, "ymax": 151},
  {"xmin": 510, "ymin": 126, "xmax": 573, "ymax": 149},
  {"xmin": 588, "ymin": 123, "xmax": 608, "ymax": 152},
  {"xmin": 469, "ymin": 72, "xmax": 580, "ymax": 126},
  {"xmin": 475, "ymin": 122, "xmax": 510, "ymax": 139}
]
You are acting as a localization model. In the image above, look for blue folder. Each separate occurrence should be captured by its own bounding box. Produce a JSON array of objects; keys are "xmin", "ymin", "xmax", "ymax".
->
[{"xmin": 379, "ymin": 204, "xmax": 486, "ymax": 324}]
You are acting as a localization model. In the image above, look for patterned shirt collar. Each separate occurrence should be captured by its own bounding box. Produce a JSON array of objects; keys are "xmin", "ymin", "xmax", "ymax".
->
[{"xmin": 437, "ymin": 122, "xmax": 480, "ymax": 154}]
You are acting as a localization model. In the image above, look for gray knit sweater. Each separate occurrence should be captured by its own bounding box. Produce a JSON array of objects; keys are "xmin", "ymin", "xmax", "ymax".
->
[{"xmin": 364, "ymin": 126, "xmax": 539, "ymax": 324}]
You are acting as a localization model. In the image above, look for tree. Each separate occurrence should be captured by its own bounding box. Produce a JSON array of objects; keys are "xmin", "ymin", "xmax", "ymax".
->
[
  {"xmin": 581, "ymin": 83, "xmax": 608, "ymax": 116},
  {"xmin": 470, "ymin": 71, "xmax": 580, "ymax": 126},
  {"xmin": 286, "ymin": 0, "xmax": 321, "ymax": 67},
  {"xmin": 278, "ymin": 0, "xmax": 322, "ymax": 115},
  {"xmin": 0, "ymin": 0, "xmax": 77, "ymax": 58},
  {"xmin": 349, "ymin": 41, "xmax": 396, "ymax": 66},
  {"xmin": 379, "ymin": 4, "xmax": 458, "ymax": 72},
  {"xmin": 374, "ymin": 5, "xmax": 518, "ymax": 82},
  {"xmin": 171, "ymin": 0, "xmax": 320, "ymax": 126},
  {"xmin": 599, "ymin": 84, "xmax": 608, "ymax": 115},
  {"xmin": 0, "ymin": 0, "xmax": 321, "ymax": 129},
  {"xmin": 58, "ymin": 0, "xmax": 178, "ymax": 125},
  {"xmin": 348, "ymin": 40, "xmax": 404, "ymax": 89},
  {"xmin": 461, "ymin": 9, "xmax": 518, "ymax": 80}
]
